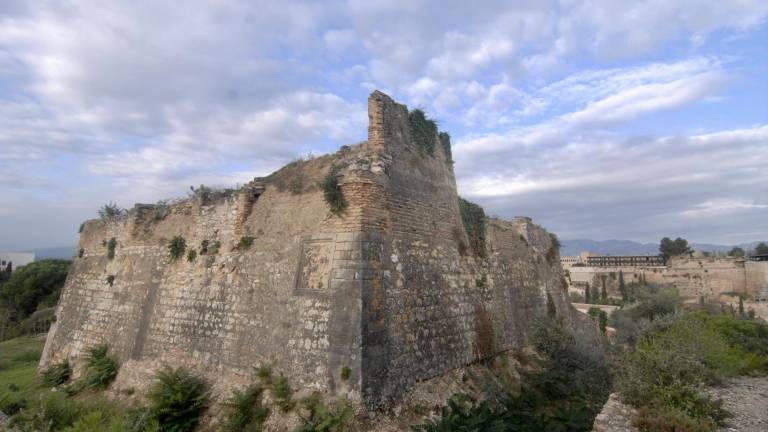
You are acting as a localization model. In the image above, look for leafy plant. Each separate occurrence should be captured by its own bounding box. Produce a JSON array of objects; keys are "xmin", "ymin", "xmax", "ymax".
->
[
  {"xmin": 458, "ymin": 198, "xmax": 486, "ymax": 258},
  {"xmin": 408, "ymin": 109, "xmax": 437, "ymax": 155},
  {"xmin": 222, "ymin": 384, "xmax": 269, "ymax": 432},
  {"xmin": 148, "ymin": 366, "xmax": 210, "ymax": 432},
  {"xmin": 340, "ymin": 366, "xmax": 351, "ymax": 381},
  {"xmin": 106, "ymin": 237, "xmax": 117, "ymax": 260},
  {"xmin": 238, "ymin": 236, "xmax": 255, "ymax": 250},
  {"xmin": 255, "ymin": 364, "xmax": 273, "ymax": 383},
  {"xmin": 295, "ymin": 394, "xmax": 353, "ymax": 432},
  {"xmin": 106, "ymin": 275, "xmax": 115, "ymax": 286},
  {"xmin": 186, "ymin": 249, "xmax": 197, "ymax": 262},
  {"xmin": 438, "ymin": 131, "xmax": 453, "ymax": 165},
  {"xmin": 271, "ymin": 373, "xmax": 294, "ymax": 413},
  {"xmin": 82, "ymin": 343, "xmax": 119, "ymax": 390},
  {"xmin": 41, "ymin": 360, "xmax": 72, "ymax": 387},
  {"xmin": 98, "ymin": 202, "xmax": 125, "ymax": 220},
  {"xmin": 320, "ymin": 165, "xmax": 347, "ymax": 216},
  {"xmin": 168, "ymin": 236, "xmax": 186, "ymax": 261}
]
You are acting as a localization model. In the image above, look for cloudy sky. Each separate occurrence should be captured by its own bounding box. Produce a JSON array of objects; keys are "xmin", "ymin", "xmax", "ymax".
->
[{"xmin": 1, "ymin": 0, "xmax": 767, "ymax": 251}]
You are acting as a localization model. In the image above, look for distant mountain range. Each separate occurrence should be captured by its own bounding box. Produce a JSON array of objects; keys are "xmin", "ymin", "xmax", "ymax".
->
[{"xmin": 560, "ymin": 239, "xmax": 767, "ymax": 257}]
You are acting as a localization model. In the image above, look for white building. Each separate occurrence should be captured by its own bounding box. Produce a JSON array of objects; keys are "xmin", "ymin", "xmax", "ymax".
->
[{"xmin": 0, "ymin": 252, "xmax": 36, "ymax": 272}]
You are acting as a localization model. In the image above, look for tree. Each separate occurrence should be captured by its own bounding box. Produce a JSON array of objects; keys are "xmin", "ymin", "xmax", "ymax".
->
[
  {"xmin": 618, "ymin": 271, "xmax": 627, "ymax": 302},
  {"xmin": 0, "ymin": 260, "xmax": 70, "ymax": 322},
  {"xmin": 598, "ymin": 311, "xmax": 608, "ymax": 335},
  {"xmin": 738, "ymin": 297, "xmax": 745, "ymax": 316},
  {"xmin": 754, "ymin": 242, "xmax": 768, "ymax": 256},
  {"xmin": 600, "ymin": 276, "xmax": 608, "ymax": 302},
  {"xmin": 584, "ymin": 283, "xmax": 591, "ymax": 304},
  {"xmin": 659, "ymin": 237, "xmax": 693, "ymax": 261},
  {"xmin": 728, "ymin": 247, "xmax": 745, "ymax": 258}
]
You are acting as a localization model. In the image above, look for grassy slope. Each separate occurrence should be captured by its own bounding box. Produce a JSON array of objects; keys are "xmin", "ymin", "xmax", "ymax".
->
[{"xmin": 0, "ymin": 336, "xmax": 45, "ymax": 413}]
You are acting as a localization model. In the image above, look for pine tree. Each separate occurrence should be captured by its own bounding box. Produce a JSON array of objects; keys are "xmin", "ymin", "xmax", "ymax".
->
[
  {"xmin": 600, "ymin": 276, "xmax": 608, "ymax": 303},
  {"xmin": 618, "ymin": 271, "xmax": 627, "ymax": 302}
]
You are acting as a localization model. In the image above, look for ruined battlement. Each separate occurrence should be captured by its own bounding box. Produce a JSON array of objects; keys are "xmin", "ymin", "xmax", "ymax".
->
[{"xmin": 42, "ymin": 91, "xmax": 582, "ymax": 410}]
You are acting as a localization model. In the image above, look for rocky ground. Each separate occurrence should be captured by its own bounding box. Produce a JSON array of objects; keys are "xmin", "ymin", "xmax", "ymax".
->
[
  {"xmin": 593, "ymin": 377, "xmax": 768, "ymax": 432},
  {"xmin": 707, "ymin": 376, "xmax": 768, "ymax": 432}
]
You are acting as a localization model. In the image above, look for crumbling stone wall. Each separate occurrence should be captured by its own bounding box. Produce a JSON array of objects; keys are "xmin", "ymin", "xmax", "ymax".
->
[{"xmin": 42, "ymin": 91, "xmax": 580, "ymax": 410}]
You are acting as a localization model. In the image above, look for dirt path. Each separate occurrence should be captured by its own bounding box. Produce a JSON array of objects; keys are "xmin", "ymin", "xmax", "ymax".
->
[{"xmin": 707, "ymin": 376, "xmax": 768, "ymax": 432}]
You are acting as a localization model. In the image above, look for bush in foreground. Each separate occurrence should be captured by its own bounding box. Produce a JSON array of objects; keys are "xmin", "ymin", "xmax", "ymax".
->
[
  {"xmin": 148, "ymin": 366, "xmax": 210, "ymax": 432},
  {"xmin": 82, "ymin": 343, "xmax": 119, "ymax": 390},
  {"xmin": 41, "ymin": 360, "xmax": 72, "ymax": 387}
]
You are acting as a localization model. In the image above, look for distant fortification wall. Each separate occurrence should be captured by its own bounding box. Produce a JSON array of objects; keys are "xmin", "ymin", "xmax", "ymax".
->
[
  {"xmin": 570, "ymin": 256, "xmax": 755, "ymax": 302},
  {"xmin": 42, "ymin": 91, "xmax": 580, "ymax": 409}
]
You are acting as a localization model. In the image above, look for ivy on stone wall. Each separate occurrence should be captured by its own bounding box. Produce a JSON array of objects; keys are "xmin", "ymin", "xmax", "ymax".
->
[
  {"xmin": 408, "ymin": 109, "xmax": 438, "ymax": 155},
  {"xmin": 459, "ymin": 198, "xmax": 486, "ymax": 258}
]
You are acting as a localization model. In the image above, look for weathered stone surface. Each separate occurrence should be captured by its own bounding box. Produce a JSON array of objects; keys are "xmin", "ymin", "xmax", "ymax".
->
[
  {"xmin": 707, "ymin": 376, "xmax": 768, "ymax": 432},
  {"xmin": 41, "ymin": 91, "xmax": 586, "ymax": 410},
  {"xmin": 592, "ymin": 393, "xmax": 638, "ymax": 432}
]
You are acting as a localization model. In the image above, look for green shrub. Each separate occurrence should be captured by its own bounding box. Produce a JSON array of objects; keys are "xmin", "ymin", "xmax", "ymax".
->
[
  {"xmin": 458, "ymin": 198, "xmax": 486, "ymax": 258},
  {"xmin": 106, "ymin": 237, "xmax": 117, "ymax": 260},
  {"xmin": 546, "ymin": 233, "xmax": 560, "ymax": 265},
  {"xmin": 42, "ymin": 360, "xmax": 72, "ymax": 387},
  {"xmin": 295, "ymin": 394, "xmax": 353, "ymax": 432},
  {"xmin": 106, "ymin": 275, "xmax": 115, "ymax": 286},
  {"xmin": 148, "ymin": 366, "xmax": 210, "ymax": 432},
  {"xmin": 0, "ymin": 259, "xmax": 70, "ymax": 322},
  {"xmin": 186, "ymin": 249, "xmax": 197, "ymax": 262},
  {"xmin": 438, "ymin": 132, "xmax": 453, "ymax": 165},
  {"xmin": 290, "ymin": 172, "xmax": 305, "ymax": 195},
  {"xmin": 271, "ymin": 373, "xmax": 294, "ymax": 413},
  {"xmin": 19, "ymin": 391, "xmax": 80, "ymax": 431},
  {"xmin": 255, "ymin": 364, "xmax": 272, "ymax": 383},
  {"xmin": 415, "ymin": 319, "xmax": 610, "ymax": 432},
  {"xmin": 223, "ymin": 384, "xmax": 269, "ymax": 432},
  {"xmin": 168, "ymin": 236, "xmax": 186, "ymax": 261},
  {"xmin": 98, "ymin": 202, "xmax": 125, "ymax": 220},
  {"xmin": 340, "ymin": 366, "xmax": 351, "ymax": 381},
  {"xmin": 408, "ymin": 109, "xmax": 437, "ymax": 155},
  {"xmin": 13, "ymin": 348, "xmax": 42, "ymax": 363},
  {"xmin": 238, "ymin": 236, "xmax": 255, "ymax": 250},
  {"xmin": 82, "ymin": 343, "xmax": 119, "ymax": 390},
  {"xmin": 320, "ymin": 165, "xmax": 346, "ymax": 216},
  {"xmin": 614, "ymin": 313, "xmax": 754, "ymax": 428}
]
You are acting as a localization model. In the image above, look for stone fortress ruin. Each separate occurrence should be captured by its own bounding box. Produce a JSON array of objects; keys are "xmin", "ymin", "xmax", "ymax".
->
[{"xmin": 41, "ymin": 91, "xmax": 587, "ymax": 410}]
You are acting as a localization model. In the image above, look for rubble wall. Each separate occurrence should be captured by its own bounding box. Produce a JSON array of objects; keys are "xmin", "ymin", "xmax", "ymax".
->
[{"xmin": 42, "ymin": 90, "xmax": 579, "ymax": 409}]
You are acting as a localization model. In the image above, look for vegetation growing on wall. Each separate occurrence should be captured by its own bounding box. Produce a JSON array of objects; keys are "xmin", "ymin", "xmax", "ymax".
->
[
  {"xmin": 168, "ymin": 236, "xmax": 186, "ymax": 260},
  {"xmin": 106, "ymin": 237, "xmax": 117, "ymax": 260},
  {"xmin": 41, "ymin": 360, "xmax": 71, "ymax": 387},
  {"xmin": 186, "ymin": 249, "xmax": 197, "ymax": 262},
  {"xmin": 320, "ymin": 164, "xmax": 347, "ymax": 216},
  {"xmin": 438, "ymin": 132, "xmax": 453, "ymax": 165},
  {"xmin": 223, "ymin": 383, "xmax": 270, "ymax": 432},
  {"xmin": 82, "ymin": 343, "xmax": 119, "ymax": 390},
  {"xmin": 98, "ymin": 202, "xmax": 125, "ymax": 220},
  {"xmin": 148, "ymin": 366, "xmax": 210, "ymax": 432},
  {"xmin": 408, "ymin": 109, "xmax": 438, "ymax": 155},
  {"xmin": 459, "ymin": 198, "xmax": 486, "ymax": 258},
  {"xmin": 238, "ymin": 236, "xmax": 255, "ymax": 250},
  {"xmin": 546, "ymin": 233, "xmax": 561, "ymax": 265}
]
